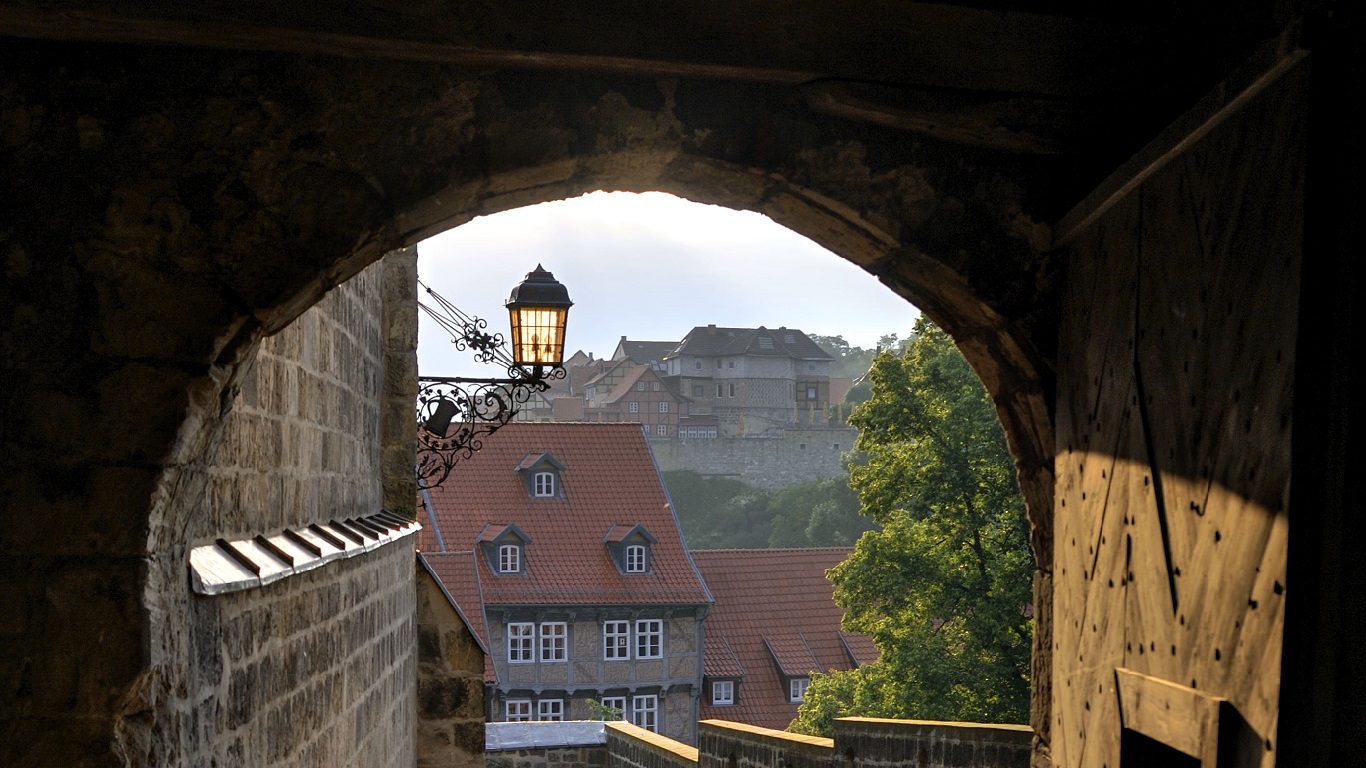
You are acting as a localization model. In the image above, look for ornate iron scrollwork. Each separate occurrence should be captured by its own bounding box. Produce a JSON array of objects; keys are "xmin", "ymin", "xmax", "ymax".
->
[{"xmin": 415, "ymin": 369, "xmax": 565, "ymax": 489}]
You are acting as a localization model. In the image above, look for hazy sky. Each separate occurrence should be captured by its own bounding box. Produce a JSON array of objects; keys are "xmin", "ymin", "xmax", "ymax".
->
[{"xmin": 416, "ymin": 191, "xmax": 920, "ymax": 377}]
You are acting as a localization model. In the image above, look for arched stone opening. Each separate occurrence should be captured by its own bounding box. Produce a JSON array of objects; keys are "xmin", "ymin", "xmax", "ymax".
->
[{"xmin": 4, "ymin": 37, "xmax": 1058, "ymax": 767}]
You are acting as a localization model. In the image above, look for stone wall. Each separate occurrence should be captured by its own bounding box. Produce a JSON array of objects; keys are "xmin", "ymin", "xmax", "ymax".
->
[
  {"xmin": 648, "ymin": 430, "xmax": 856, "ymax": 490},
  {"xmin": 833, "ymin": 718, "xmax": 1031, "ymax": 768},
  {"xmin": 129, "ymin": 254, "xmax": 419, "ymax": 766},
  {"xmin": 417, "ymin": 565, "xmax": 487, "ymax": 768},
  {"xmin": 484, "ymin": 717, "xmax": 1033, "ymax": 768}
]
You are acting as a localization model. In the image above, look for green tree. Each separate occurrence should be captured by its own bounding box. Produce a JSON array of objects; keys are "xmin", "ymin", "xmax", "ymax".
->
[
  {"xmin": 791, "ymin": 318, "xmax": 1033, "ymax": 735},
  {"xmin": 766, "ymin": 475, "xmax": 876, "ymax": 548}
]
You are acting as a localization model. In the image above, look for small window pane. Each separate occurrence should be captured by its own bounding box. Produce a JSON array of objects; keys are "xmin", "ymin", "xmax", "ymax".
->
[
  {"xmin": 537, "ymin": 699, "xmax": 563, "ymax": 721},
  {"xmin": 629, "ymin": 402, "xmax": 639, "ymax": 413},
  {"xmin": 508, "ymin": 623, "xmax": 535, "ymax": 663},
  {"xmin": 604, "ymin": 621, "xmax": 630, "ymax": 660},
  {"xmin": 790, "ymin": 677, "xmax": 809, "ymax": 702},
  {"xmin": 635, "ymin": 619, "xmax": 663, "ymax": 659},
  {"xmin": 632, "ymin": 695, "xmax": 658, "ymax": 732},
  {"xmin": 540, "ymin": 622, "xmax": 567, "ymax": 662},
  {"xmin": 712, "ymin": 680, "xmax": 734, "ymax": 705},
  {"xmin": 506, "ymin": 700, "xmax": 532, "ymax": 721},
  {"xmin": 599, "ymin": 696, "xmax": 626, "ymax": 720},
  {"xmin": 499, "ymin": 544, "xmax": 521, "ymax": 573},
  {"xmin": 626, "ymin": 545, "xmax": 647, "ymax": 573},
  {"xmin": 658, "ymin": 402, "xmax": 669, "ymax": 413},
  {"xmin": 534, "ymin": 472, "xmax": 556, "ymax": 497}
]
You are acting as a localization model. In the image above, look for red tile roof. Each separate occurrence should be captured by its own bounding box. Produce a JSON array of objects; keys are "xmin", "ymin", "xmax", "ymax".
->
[
  {"xmin": 691, "ymin": 548, "xmax": 876, "ymax": 731},
  {"xmin": 421, "ymin": 423, "xmax": 712, "ymax": 610}
]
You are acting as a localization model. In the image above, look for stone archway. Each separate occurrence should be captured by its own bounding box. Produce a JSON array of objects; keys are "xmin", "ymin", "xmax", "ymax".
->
[{"xmin": 1, "ymin": 38, "xmax": 1061, "ymax": 767}]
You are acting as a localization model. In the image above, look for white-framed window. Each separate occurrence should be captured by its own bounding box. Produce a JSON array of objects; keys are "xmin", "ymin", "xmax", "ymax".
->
[
  {"xmin": 540, "ymin": 622, "xmax": 567, "ymax": 662},
  {"xmin": 534, "ymin": 471, "xmax": 556, "ymax": 497},
  {"xmin": 652, "ymin": 381, "xmax": 661, "ymax": 391},
  {"xmin": 636, "ymin": 381, "xmax": 646, "ymax": 391},
  {"xmin": 632, "ymin": 694, "xmax": 658, "ymax": 732},
  {"xmin": 508, "ymin": 622, "xmax": 535, "ymax": 663},
  {"xmin": 599, "ymin": 696, "xmax": 626, "ymax": 720},
  {"xmin": 506, "ymin": 699, "xmax": 532, "ymax": 721},
  {"xmin": 658, "ymin": 402, "xmax": 669, "ymax": 413},
  {"xmin": 628, "ymin": 402, "xmax": 639, "ymax": 413},
  {"xmin": 716, "ymin": 384, "xmax": 723, "ymax": 398},
  {"xmin": 537, "ymin": 699, "xmax": 564, "ymax": 721},
  {"xmin": 759, "ymin": 337, "xmax": 774, "ymax": 349},
  {"xmin": 729, "ymin": 383, "xmax": 736, "ymax": 398},
  {"xmin": 635, "ymin": 619, "xmax": 663, "ymax": 659},
  {"xmin": 656, "ymin": 424, "xmax": 668, "ymax": 436},
  {"xmin": 626, "ymin": 544, "xmax": 647, "ymax": 573},
  {"xmin": 712, "ymin": 680, "xmax": 734, "ymax": 705},
  {"xmin": 790, "ymin": 677, "xmax": 810, "ymax": 702},
  {"xmin": 604, "ymin": 621, "xmax": 630, "ymax": 660},
  {"xmin": 498, "ymin": 543, "xmax": 521, "ymax": 573},
  {"xmin": 806, "ymin": 384, "xmax": 818, "ymax": 400}
]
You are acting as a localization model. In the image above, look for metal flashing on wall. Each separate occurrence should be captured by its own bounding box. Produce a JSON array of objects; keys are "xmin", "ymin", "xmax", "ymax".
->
[{"xmin": 189, "ymin": 511, "xmax": 421, "ymax": 595}]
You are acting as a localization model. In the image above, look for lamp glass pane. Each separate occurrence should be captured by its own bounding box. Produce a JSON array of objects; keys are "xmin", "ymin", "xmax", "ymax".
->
[{"xmin": 509, "ymin": 306, "xmax": 567, "ymax": 366}]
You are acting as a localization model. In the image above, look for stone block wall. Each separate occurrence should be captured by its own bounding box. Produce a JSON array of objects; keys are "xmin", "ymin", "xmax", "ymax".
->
[
  {"xmin": 833, "ymin": 718, "xmax": 1030, "ymax": 768},
  {"xmin": 696, "ymin": 721, "xmax": 832, "ymax": 768},
  {"xmin": 417, "ymin": 566, "xmax": 488, "ymax": 768},
  {"xmin": 488, "ymin": 718, "xmax": 1031, "ymax": 768},
  {"xmin": 132, "ymin": 252, "xmax": 420, "ymax": 766},
  {"xmin": 648, "ymin": 429, "xmax": 856, "ymax": 489}
]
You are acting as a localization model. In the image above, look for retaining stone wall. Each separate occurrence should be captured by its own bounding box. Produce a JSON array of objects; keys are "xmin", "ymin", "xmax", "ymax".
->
[
  {"xmin": 492, "ymin": 718, "xmax": 1032, "ymax": 768},
  {"xmin": 648, "ymin": 429, "xmax": 856, "ymax": 490},
  {"xmin": 834, "ymin": 718, "xmax": 1030, "ymax": 768}
]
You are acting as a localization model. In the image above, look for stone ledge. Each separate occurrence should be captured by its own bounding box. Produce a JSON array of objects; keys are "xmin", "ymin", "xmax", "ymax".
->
[{"xmin": 189, "ymin": 511, "xmax": 419, "ymax": 595}]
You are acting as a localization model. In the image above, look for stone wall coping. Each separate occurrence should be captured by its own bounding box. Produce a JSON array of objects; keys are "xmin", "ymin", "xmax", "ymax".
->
[
  {"xmin": 699, "ymin": 719, "xmax": 834, "ymax": 749},
  {"xmin": 835, "ymin": 717, "xmax": 1033, "ymax": 734},
  {"xmin": 486, "ymin": 721, "xmax": 608, "ymax": 750},
  {"xmin": 189, "ymin": 511, "xmax": 419, "ymax": 595},
  {"xmin": 608, "ymin": 720, "xmax": 701, "ymax": 761}
]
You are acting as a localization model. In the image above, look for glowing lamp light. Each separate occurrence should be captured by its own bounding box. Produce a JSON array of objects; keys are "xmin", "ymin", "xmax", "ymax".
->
[{"xmin": 506, "ymin": 264, "xmax": 573, "ymax": 370}]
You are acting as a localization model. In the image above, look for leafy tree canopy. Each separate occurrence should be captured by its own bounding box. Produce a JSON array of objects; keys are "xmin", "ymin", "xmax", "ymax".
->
[
  {"xmin": 664, "ymin": 471, "xmax": 875, "ymax": 550},
  {"xmin": 791, "ymin": 317, "xmax": 1033, "ymax": 735}
]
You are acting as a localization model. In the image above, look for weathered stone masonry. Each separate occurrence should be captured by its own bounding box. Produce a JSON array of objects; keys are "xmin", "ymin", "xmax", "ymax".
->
[{"xmin": 126, "ymin": 255, "xmax": 419, "ymax": 767}]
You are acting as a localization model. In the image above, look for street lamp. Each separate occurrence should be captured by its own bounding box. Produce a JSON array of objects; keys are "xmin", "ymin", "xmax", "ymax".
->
[{"xmin": 416, "ymin": 265, "xmax": 572, "ymax": 488}]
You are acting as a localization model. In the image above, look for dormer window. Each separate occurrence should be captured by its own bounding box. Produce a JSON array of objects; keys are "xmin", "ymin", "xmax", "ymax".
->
[
  {"xmin": 626, "ymin": 544, "xmax": 647, "ymax": 573},
  {"xmin": 790, "ymin": 677, "xmax": 810, "ymax": 702},
  {"xmin": 516, "ymin": 452, "xmax": 566, "ymax": 499},
  {"xmin": 604, "ymin": 524, "xmax": 657, "ymax": 574},
  {"xmin": 478, "ymin": 523, "xmax": 530, "ymax": 575},
  {"xmin": 499, "ymin": 543, "xmax": 521, "ymax": 573},
  {"xmin": 534, "ymin": 472, "xmax": 556, "ymax": 497}
]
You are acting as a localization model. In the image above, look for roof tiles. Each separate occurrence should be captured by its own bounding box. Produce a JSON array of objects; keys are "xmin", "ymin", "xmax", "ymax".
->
[
  {"xmin": 421, "ymin": 423, "xmax": 712, "ymax": 610},
  {"xmin": 692, "ymin": 548, "xmax": 876, "ymax": 731}
]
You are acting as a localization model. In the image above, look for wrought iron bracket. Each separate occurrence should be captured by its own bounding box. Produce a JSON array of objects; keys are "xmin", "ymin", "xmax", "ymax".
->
[{"xmin": 415, "ymin": 369, "xmax": 565, "ymax": 489}]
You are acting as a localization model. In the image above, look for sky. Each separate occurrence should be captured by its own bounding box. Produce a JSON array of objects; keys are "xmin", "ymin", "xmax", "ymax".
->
[{"xmin": 416, "ymin": 191, "xmax": 920, "ymax": 377}]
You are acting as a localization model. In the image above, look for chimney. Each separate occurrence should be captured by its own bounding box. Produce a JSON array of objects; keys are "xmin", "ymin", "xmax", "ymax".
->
[{"xmin": 707, "ymin": 324, "xmax": 717, "ymax": 335}]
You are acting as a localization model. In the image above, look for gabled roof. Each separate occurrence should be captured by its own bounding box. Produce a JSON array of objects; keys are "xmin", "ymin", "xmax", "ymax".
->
[
  {"xmin": 692, "ymin": 547, "xmax": 876, "ymax": 730},
  {"xmin": 421, "ymin": 423, "xmax": 712, "ymax": 609},
  {"xmin": 614, "ymin": 338, "xmax": 679, "ymax": 367},
  {"xmin": 665, "ymin": 325, "xmax": 834, "ymax": 361},
  {"xmin": 419, "ymin": 551, "xmax": 495, "ymax": 680},
  {"xmin": 603, "ymin": 523, "xmax": 657, "ymax": 544}
]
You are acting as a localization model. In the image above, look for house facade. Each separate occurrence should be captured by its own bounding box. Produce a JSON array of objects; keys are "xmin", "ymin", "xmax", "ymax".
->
[
  {"xmin": 662, "ymin": 325, "xmax": 836, "ymax": 437},
  {"xmin": 419, "ymin": 423, "xmax": 713, "ymax": 744},
  {"xmin": 691, "ymin": 548, "xmax": 877, "ymax": 731},
  {"xmin": 581, "ymin": 360, "xmax": 691, "ymax": 437}
]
